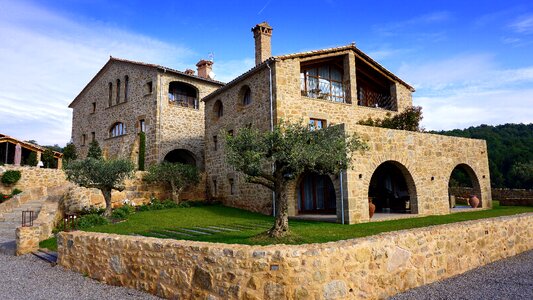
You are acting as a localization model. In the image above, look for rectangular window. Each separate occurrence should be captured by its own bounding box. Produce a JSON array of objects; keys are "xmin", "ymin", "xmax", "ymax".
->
[
  {"xmin": 92, "ymin": 102, "xmax": 96, "ymax": 113},
  {"xmin": 81, "ymin": 134, "xmax": 86, "ymax": 146},
  {"xmin": 108, "ymin": 82, "xmax": 113, "ymax": 107},
  {"xmin": 139, "ymin": 119, "xmax": 145, "ymax": 133},
  {"xmin": 309, "ymin": 118, "xmax": 326, "ymax": 130},
  {"xmin": 212, "ymin": 179, "xmax": 217, "ymax": 197},
  {"xmin": 116, "ymin": 79, "xmax": 121, "ymax": 104},
  {"xmin": 213, "ymin": 135, "xmax": 218, "ymax": 151},
  {"xmin": 91, "ymin": 132, "xmax": 95, "ymax": 142},
  {"xmin": 229, "ymin": 178, "xmax": 235, "ymax": 195}
]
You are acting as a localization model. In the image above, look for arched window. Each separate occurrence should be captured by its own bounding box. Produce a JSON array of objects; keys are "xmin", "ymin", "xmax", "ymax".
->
[
  {"xmin": 241, "ymin": 86, "xmax": 252, "ymax": 106},
  {"xmin": 108, "ymin": 82, "xmax": 113, "ymax": 107},
  {"xmin": 110, "ymin": 122, "xmax": 126, "ymax": 137},
  {"xmin": 116, "ymin": 79, "xmax": 121, "ymax": 104},
  {"xmin": 124, "ymin": 75, "xmax": 129, "ymax": 102},
  {"xmin": 168, "ymin": 81, "xmax": 199, "ymax": 109},
  {"xmin": 213, "ymin": 100, "xmax": 223, "ymax": 119}
]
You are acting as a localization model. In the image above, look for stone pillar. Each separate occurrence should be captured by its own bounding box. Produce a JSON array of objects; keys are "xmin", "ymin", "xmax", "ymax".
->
[
  {"xmin": 16, "ymin": 226, "xmax": 41, "ymax": 256},
  {"xmin": 344, "ymin": 51, "xmax": 357, "ymax": 104}
]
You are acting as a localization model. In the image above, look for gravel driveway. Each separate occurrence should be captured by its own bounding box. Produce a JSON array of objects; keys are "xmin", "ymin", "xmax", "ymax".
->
[
  {"xmin": 390, "ymin": 249, "xmax": 533, "ymax": 300},
  {"xmin": 0, "ymin": 253, "xmax": 160, "ymax": 300}
]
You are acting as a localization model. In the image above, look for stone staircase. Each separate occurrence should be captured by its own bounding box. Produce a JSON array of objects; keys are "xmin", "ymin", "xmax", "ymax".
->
[{"xmin": 0, "ymin": 197, "xmax": 46, "ymax": 255}]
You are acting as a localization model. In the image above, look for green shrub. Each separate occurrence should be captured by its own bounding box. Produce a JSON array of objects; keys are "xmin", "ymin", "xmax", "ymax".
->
[
  {"xmin": 111, "ymin": 204, "xmax": 135, "ymax": 220},
  {"xmin": 1, "ymin": 170, "xmax": 21, "ymax": 185},
  {"xmin": 77, "ymin": 214, "xmax": 109, "ymax": 228},
  {"xmin": 11, "ymin": 188, "xmax": 22, "ymax": 196}
]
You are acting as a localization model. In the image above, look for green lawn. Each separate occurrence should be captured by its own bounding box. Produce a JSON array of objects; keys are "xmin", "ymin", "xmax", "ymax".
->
[{"xmin": 40, "ymin": 201, "xmax": 533, "ymax": 250}]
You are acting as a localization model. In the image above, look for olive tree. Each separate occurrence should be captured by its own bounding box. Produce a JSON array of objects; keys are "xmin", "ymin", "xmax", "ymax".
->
[
  {"xmin": 225, "ymin": 121, "xmax": 367, "ymax": 238},
  {"xmin": 65, "ymin": 158, "xmax": 134, "ymax": 217},
  {"xmin": 144, "ymin": 161, "xmax": 200, "ymax": 203}
]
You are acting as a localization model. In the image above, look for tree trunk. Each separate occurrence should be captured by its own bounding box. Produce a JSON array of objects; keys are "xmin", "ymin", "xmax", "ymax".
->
[
  {"xmin": 268, "ymin": 180, "xmax": 289, "ymax": 238},
  {"xmin": 102, "ymin": 188, "xmax": 113, "ymax": 217},
  {"xmin": 170, "ymin": 181, "xmax": 181, "ymax": 204}
]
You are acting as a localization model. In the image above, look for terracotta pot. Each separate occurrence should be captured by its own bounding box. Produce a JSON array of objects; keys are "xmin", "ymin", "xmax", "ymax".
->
[
  {"xmin": 469, "ymin": 195, "xmax": 480, "ymax": 208},
  {"xmin": 369, "ymin": 199, "xmax": 376, "ymax": 218}
]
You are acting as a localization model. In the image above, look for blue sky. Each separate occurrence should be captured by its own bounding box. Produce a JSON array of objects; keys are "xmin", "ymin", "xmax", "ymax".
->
[{"xmin": 1, "ymin": 0, "xmax": 532, "ymax": 145}]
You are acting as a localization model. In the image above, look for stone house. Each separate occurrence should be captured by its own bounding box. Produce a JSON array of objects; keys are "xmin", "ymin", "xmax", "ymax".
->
[
  {"xmin": 69, "ymin": 57, "xmax": 223, "ymax": 171},
  {"xmin": 70, "ymin": 22, "xmax": 492, "ymax": 223},
  {"xmin": 202, "ymin": 22, "xmax": 492, "ymax": 223}
]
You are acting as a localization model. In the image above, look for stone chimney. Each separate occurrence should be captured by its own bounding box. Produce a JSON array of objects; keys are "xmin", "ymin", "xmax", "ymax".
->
[
  {"xmin": 184, "ymin": 69, "xmax": 195, "ymax": 76},
  {"xmin": 196, "ymin": 60, "xmax": 214, "ymax": 79},
  {"xmin": 251, "ymin": 22, "xmax": 273, "ymax": 65}
]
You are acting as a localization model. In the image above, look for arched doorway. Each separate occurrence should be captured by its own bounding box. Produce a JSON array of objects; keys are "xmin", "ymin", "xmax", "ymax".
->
[
  {"xmin": 297, "ymin": 173, "xmax": 336, "ymax": 214},
  {"xmin": 164, "ymin": 149, "xmax": 196, "ymax": 166},
  {"xmin": 448, "ymin": 164, "xmax": 482, "ymax": 208},
  {"xmin": 368, "ymin": 161, "xmax": 417, "ymax": 214}
]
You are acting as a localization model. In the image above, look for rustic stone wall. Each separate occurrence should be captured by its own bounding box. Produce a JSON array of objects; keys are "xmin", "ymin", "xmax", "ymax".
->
[
  {"xmin": 58, "ymin": 213, "xmax": 533, "ymax": 299},
  {"xmin": 204, "ymin": 67, "xmax": 274, "ymax": 214},
  {"xmin": 0, "ymin": 165, "xmax": 67, "ymax": 194}
]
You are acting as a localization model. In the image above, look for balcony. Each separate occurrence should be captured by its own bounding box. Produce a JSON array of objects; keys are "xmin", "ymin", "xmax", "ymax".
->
[{"xmin": 357, "ymin": 88, "xmax": 396, "ymax": 111}]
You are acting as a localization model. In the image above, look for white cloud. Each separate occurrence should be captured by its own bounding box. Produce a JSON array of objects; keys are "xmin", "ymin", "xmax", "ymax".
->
[
  {"xmin": 399, "ymin": 54, "xmax": 533, "ymax": 130},
  {"xmin": 509, "ymin": 14, "xmax": 533, "ymax": 34}
]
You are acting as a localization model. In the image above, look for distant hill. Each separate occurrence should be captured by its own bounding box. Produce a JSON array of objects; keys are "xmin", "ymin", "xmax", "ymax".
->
[{"xmin": 432, "ymin": 123, "xmax": 533, "ymax": 189}]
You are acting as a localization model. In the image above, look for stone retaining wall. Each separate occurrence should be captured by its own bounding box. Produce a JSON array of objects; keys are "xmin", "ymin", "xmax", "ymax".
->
[
  {"xmin": 58, "ymin": 213, "xmax": 533, "ymax": 299},
  {"xmin": 0, "ymin": 165, "xmax": 67, "ymax": 194}
]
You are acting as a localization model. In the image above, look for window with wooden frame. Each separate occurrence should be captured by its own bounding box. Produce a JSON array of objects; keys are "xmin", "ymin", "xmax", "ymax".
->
[
  {"xmin": 213, "ymin": 100, "xmax": 223, "ymax": 120},
  {"xmin": 309, "ymin": 118, "xmax": 326, "ymax": 130},
  {"xmin": 300, "ymin": 63, "xmax": 345, "ymax": 103},
  {"xmin": 241, "ymin": 85, "xmax": 252, "ymax": 106},
  {"xmin": 139, "ymin": 119, "xmax": 145, "ymax": 133}
]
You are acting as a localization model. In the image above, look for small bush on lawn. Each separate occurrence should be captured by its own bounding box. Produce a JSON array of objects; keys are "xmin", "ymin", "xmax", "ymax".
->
[
  {"xmin": 111, "ymin": 204, "xmax": 136, "ymax": 220},
  {"xmin": 1, "ymin": 170, "xmax": 21, "ymax": 185},
  {"xmin": 54, "ymin": 214, "xmax": 109, "ymax": 233}
]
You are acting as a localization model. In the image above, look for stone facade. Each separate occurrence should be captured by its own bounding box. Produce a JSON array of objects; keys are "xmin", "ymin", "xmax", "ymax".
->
[
  {"xmin": 0, "ymin": 165, "xmax": 67, "ymax": 194},
  {"xmin": 69, "ymin": 58, "xmax": 223, "ymax": 173},
  {"xmin": 57, "ymin": 213, "xmax": 533, "ymax": 299}
]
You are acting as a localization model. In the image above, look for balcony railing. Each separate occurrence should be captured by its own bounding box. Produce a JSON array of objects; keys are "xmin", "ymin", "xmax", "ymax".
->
[
  {"xmin": 169, "ymin": 94, "xmax": 199, "ymax": 110},
  {"xmin": 300, "ymin": 78, "xmax": 347, "ymax": 103},
  {"xmin": 357, "ymin": 88, "xmax": 396, "ymax": 111}
]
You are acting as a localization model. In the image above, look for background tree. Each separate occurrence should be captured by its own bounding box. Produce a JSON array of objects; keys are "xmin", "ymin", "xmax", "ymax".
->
[
  {"xmin": 62, "ymin": 142, "xmax": 78, "ymax": 164},
  {"xmin": 41, "ymin": 148, "xmax": 57, "ymax": 168},
  {"xmin": 65, "ymin": 158, "xmax": 134, "ymax": 216},
  {"xmin": 225, "ymin": 121, "xmax": 367, "ymax": 238},
  {"xmin": 25, "ymin": 152, "xmax": 38, "ymax": 166},
  {"xmin": 87, "ymin": 140, "xmax": 102, "ymax": 159},
  {"xmin": 509, "ymin": 161, "xmax": 533, "ymax": 189},
  {"xmin": 144, "ymin": 162, "xmax": 199, "ymax": 203},
  {"xmin": 434, "ymin": 123, "xmax": 533, "ymax": 188}
]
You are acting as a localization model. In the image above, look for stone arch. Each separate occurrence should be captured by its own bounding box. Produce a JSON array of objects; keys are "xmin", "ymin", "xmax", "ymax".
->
[
  {"xmin": 293, "ymin": 172, "xmax": 337, "ymax": 214},
  {"xmin": 448, "ymin": 163, "xmax": 483, "ymax": 208},
  {"xmin": 163, "ymin": 149, "xmax": 197, "ymax": 167},
  {"xmin": 368, "ymin": 160, "xmax": 418, "ymax": 214}
]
